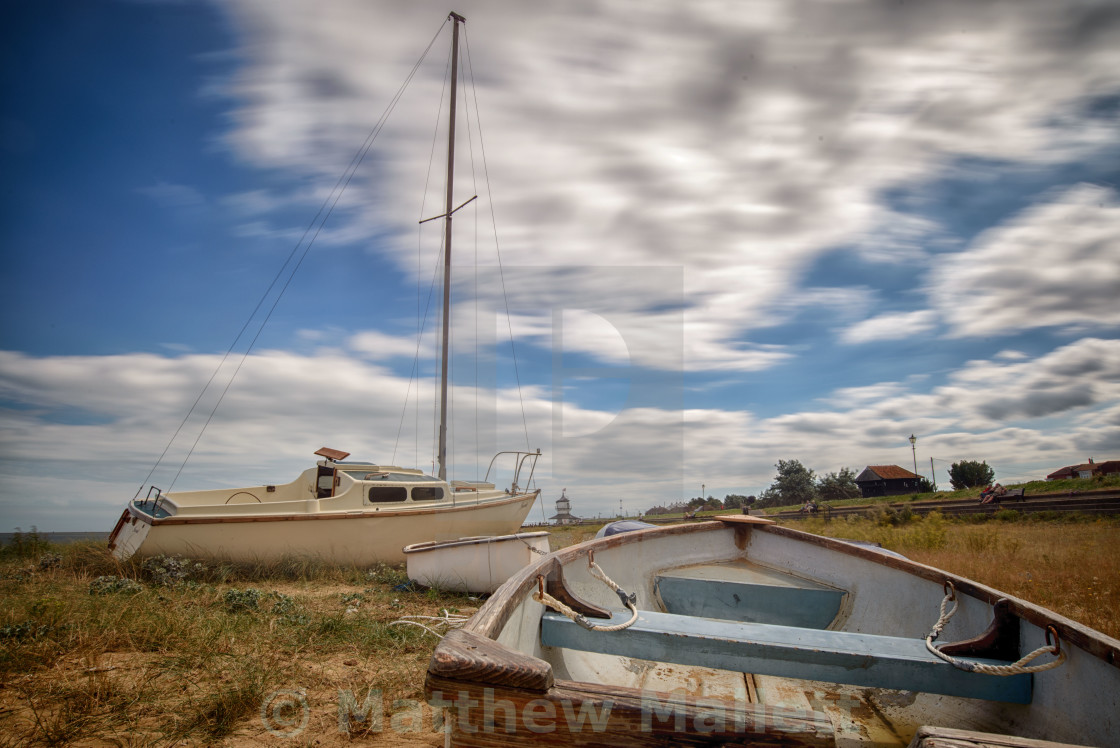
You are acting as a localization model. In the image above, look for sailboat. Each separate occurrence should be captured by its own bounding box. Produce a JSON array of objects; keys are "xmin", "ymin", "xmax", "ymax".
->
[{"xmin": 109, "ymin": 13, "xmax": 540, "ymax": 566}]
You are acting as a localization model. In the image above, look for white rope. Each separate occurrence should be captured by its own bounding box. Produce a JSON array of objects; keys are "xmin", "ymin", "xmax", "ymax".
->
[
  {"xmin": 388, "ymin": 609, "xmax": 471, "ymax": 639},
  {"xmin": 925, "ymin": 587, "xmax": 1066, "ymax": 675},
  {"xmin": 534, "ymin": 556, "xmax": 639, "ymax": 632}
]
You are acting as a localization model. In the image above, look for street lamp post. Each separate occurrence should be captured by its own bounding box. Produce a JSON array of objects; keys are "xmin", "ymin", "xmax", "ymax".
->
[{"xmin": 909, "ymin": 434, "xmax": 918, "ymax": 478}]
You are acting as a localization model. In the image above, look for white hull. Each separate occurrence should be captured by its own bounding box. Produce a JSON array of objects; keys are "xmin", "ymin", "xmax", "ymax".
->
[
  {"xmin": 110, "ymin": 455, "xmax": 541, "ymax": 565},
  {"xmin": 404, "ymin": 531, "xmax": 550, "ymax": 593},
  {"xmin": 113, "ymin": 493, "xmax": 535, "ymax": 565}
]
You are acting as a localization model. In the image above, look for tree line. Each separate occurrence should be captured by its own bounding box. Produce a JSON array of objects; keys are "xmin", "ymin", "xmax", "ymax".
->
[{"xmin": 643, "ymin": 459, "xmax": 996, "ymax": 514}]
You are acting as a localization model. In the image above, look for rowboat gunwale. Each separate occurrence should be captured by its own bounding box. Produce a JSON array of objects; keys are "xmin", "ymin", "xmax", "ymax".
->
[
  {"xmin": 425, "ymin": 519, "xmax": 1120, "ymax": 745},
  {"xmin": 457, "ymin": 520, "xmax": 1120, "ymax": 670}
]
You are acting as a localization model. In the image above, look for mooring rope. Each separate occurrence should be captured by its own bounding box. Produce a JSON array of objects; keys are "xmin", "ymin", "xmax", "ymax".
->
[
  {"xmin": 534, "ymin": 554, "xmax": 639, "ymax": 632},
  {"xmin": 925, "ymin": 582, "xmax": 1066, "ymax": 675}
]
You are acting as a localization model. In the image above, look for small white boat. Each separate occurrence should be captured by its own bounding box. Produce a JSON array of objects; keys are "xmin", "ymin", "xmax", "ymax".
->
[
  {"xmin": 109, "ymin": 14, "xmax": 541, "ymax": 566},
  {"xmin": 426, "ymin": 516, "xmax": 1120, "ymax": 746},
  {"xmin": 404, "ymin": 531, "xmax": 551, "ymax": 593}
]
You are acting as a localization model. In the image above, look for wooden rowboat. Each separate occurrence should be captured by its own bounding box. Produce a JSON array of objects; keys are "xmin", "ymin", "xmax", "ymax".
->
[{"xmin": 425, "ymin": 517, "xmax": 1120, "ymax": 746}]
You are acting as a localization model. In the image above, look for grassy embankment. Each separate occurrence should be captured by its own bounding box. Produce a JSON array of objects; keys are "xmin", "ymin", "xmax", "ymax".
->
[
  {"xmin": 2, "ymin": 508, "xmax": 1118, "ymax": 745},
  {"xmin": 648, "ymin": 474, "xmax": 1120, "ymax": 519}
]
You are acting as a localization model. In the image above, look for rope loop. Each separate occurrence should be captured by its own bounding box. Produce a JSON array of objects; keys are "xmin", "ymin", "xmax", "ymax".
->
[
  {"xmin": 925, "ymin": 583, "xmax": 1067, "ymax": 676},
  {"xmin": 533, "ymin": 555, "xmax": 639, "ymax": 633}
]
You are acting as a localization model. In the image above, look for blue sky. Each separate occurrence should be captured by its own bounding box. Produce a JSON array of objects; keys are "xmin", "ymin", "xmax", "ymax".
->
[{"xmin": 2, "ymin": 0, "xmax": 1119, "ymax": 531}]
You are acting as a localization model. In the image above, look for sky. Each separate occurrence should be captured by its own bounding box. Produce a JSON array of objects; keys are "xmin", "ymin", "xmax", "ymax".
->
[{"xmin": 2, "ymin": 0, "xmax": 1119, "ymax": 532}]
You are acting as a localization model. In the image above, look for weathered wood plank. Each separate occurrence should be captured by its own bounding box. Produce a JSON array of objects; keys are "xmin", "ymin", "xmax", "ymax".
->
[
  {"xmin": 713, "ymin": 514, "xmax": 776, "ymax": 525},
  {"xmin": 907, "ymin": 725, "xmax": 1093, "ymax": 748},
  {"xmin": 542, "ymin": 610, "xmax": 1032, "ymax": 704},
  {"xmin": 425, "ymin": 674, "xmax": 836, "ymax": 746},
  {"xmin": 429, "ymin": 629, "xmax": 553, "ymax": 692}
]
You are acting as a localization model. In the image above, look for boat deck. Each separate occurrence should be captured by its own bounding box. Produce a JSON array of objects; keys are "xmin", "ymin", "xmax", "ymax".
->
[{"xmin": 132, "ymin": 498, "xmax": 172, "ymax": 519}]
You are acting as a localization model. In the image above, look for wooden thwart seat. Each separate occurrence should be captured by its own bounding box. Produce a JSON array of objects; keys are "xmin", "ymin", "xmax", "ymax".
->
[
  {"xmin": 656, "ymin": 561, "xmax": 846, "ymax": 629},
  {"xmin": 541, "ymin": 609, "xmax": 1032, "ymax": 704}
]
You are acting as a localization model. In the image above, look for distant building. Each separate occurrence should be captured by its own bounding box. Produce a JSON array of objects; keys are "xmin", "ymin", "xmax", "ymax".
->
[
  {"xmin": 1045, "ymin": 465, "xmax": 1078, "ymax": 481},
  {"xmin": 854, "ymin": 465, "xmax": 920, "ymax": 498},
  {"xmin": 549, "ymin": 489, "xmax": 580, "ymax": 525},
  {"xmin": 1046, "ymin": 458, "xmax": 1120, "ymax": 481}
]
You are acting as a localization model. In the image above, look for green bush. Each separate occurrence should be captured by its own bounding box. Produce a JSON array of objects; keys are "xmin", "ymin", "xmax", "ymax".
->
[
  {"xmin": 142, "ymin": 555, "xmax": 206, "ymax": 586},
  {"xmin": 223, "ymin": 588, "xmax": 264, "ymax": 612},
  {"xmin": 2, "ymin": 527, "xmax": 52, "ymax": 559}
]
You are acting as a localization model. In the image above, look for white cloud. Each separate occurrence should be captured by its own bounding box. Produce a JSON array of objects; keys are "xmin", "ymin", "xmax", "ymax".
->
[
  {"xmin": 348, "ymin": 329, "xmax": 431, "ymax": 360},
  {"xmin": 3, "ymin": 336, "xmax": 1119, "ymax": 530},
  {"xmin": 930, "ymin": 184, "xmax": 1120, "ymax": 337},
  {"xmin": 8, "ymin": 1, "xmax": 1120, "ymax": 529},
  {"xmin": 840, "ymin": 310, "xmax": 939, "ymax": 345},
  {"xmin": 213, "ymin": 0, "xmax": 1120, "ymax": 352}
]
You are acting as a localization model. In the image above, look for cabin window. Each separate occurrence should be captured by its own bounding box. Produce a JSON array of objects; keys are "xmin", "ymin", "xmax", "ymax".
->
[
  {"xmin": 411, "ymin": 486, "xmax": 444, "ymax": 501},
  {"xmin": 368, "ymin": 486, "xmax": 407, "ymax": 503}
]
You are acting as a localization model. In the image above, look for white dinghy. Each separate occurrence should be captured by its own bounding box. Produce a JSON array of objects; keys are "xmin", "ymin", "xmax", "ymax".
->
[
  {"xmin": 404, "ymin": 531, "xmax": 551, "ymax": 593},
  {"xmin": 426, "ymin": 517, "xmax": 1119, "ymax": 746}
]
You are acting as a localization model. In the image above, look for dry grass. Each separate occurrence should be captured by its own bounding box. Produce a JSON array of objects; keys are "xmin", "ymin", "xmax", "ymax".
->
[
  {"xmin": 2, "ymin": 516, "xmax": 1117, "ymax": 745},
  {"xmin": 0, "ymin": 541, "xmax": 472, "ymax": 747},
  {"xmin": 792, "ymin": 513, "xmax": 1120, "ymax": 639}
]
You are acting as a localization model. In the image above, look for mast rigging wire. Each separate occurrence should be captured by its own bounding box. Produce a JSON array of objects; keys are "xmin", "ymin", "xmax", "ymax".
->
[{"xmin": 140, "ymin": 18, "xmax": 450, "ymax": 492}]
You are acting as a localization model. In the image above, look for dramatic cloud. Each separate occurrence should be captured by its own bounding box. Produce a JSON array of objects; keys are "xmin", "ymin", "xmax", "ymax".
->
[
  {"xmin": 4, "ymin": 336, "xmax": 1118, "ymax": 529},
  {"xmin": 215, "ymin": 0, "xmax": 1120, "ymax": 345},
  {"xmin": 4, "ymin": 0, "xmax": 1120, "ymax": 531},
  {"xmin": 931, "ymin": 184, "xmax": 1120, "ymax": 337}
]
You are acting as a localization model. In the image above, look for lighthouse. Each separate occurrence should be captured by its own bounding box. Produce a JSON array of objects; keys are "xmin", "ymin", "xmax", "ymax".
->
[{"xmin": 549, "ymin": 488, "xmax": 580, "ymax": 525}]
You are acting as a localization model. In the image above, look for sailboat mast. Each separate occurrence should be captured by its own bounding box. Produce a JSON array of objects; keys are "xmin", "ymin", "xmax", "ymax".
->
[{"xmin": 438, "ymin": 11, "xmax": 464, "ymax": 482}]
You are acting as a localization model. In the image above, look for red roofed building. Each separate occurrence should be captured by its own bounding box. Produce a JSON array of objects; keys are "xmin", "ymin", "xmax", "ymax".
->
[
  {"xmin": 1045, "ymin": 465, "xmax": 1078, "ymax": 481},
  {"xmin": 1047, "ymin": 459, "xmax": 1120, "ymax": 480},
  {"xmin": 854, "ymin": 465, "xmax": 921, "ymax": 498}
]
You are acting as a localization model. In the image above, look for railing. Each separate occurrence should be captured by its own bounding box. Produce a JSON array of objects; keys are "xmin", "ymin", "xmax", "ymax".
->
[
  {"xmin": 137, "ymin": 485, "xmax": 166, "ymax": 517},
  {"xmin": 484, "ymin": 449, "xmax": 541, "ymax": 495}
]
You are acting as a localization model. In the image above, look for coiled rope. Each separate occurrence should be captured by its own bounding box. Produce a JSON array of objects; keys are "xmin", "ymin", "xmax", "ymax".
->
[
  {"xmin": 533, "ymin": 552, "xmax": 639, "ymax": 632},
  {"xmin": 388, "ymin": 609, "xmax": 470, "ymax": 639},
  {"xmin": 925, "ymin": 581, "xmax": 1066, "ymax": 675}
]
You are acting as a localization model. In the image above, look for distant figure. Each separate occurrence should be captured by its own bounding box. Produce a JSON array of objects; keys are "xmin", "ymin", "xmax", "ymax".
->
[
  {"xmin": 980, "ymin": 483, "xmax": 1005, "ymax": 504},
  {"xmin": 800, "ymin": 500, "xmax": 818, "ymax": 514}
]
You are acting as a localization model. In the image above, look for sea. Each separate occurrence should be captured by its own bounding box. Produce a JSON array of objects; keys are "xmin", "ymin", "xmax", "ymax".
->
[{"xmin": 1, "ymin": 531, "xmax": 109, "ymax": 545}]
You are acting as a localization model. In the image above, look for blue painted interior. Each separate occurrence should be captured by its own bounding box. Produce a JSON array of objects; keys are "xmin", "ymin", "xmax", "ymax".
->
[
  {"xmin": 542, "ymin": 610, "xmax": 1031, "ymax": 704},
  {"xmin": 656, "ymin": 562, "xmax": 846, "ymax": 629},
  {"xmin": 132, "ymin": 499, "xmax": 172, "ymax": 519}
]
